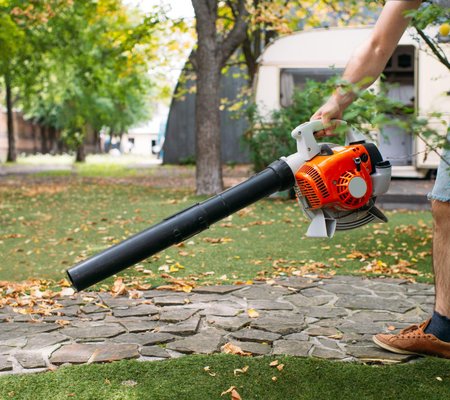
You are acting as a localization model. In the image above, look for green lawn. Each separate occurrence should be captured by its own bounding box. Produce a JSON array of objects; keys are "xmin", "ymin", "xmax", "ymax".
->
[
  {"xmin": 0, "ymin": 175, "xmax": 433, "ymax": 288},
  {"xmin": 0, "ymin": 171, "xmax": 444, "ymax": 400},
  {"xmin": 0, "ymin": 355, "xmax": 449, "ymax": 400}
]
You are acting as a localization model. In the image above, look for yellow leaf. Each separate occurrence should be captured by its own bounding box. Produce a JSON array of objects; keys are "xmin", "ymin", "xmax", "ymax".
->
[
  {"xmin": 247, "ymin": 308, "xmax": 259, "ymax": 318},
  {"xmin": 276, "ymin": 364, "xmax": 284, "ymax": 371},
  {"xmin": 269, "ymin": 360, "xmax": 279, "ymax": 367}
]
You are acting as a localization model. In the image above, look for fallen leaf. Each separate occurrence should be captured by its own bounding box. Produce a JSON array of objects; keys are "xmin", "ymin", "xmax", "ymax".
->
[
  {"xmin": 247, "ymin": 309, "xmax": 259, "ymax": 318},
  {"xmin": 204, "ymin": 366, "xmax": 216, "ymax": 376},
  {"xmin": 121, "ymin": 380, "xmax": 138, "ymax": 387},
  {"xmin": 233, "ymin": 365, "xmax": 249, "ymax": 376},
  {"xmin": 60, "ymin": 287, "xmax": 75, "ymax": 297},
  {"xmin": 276, "ymin": 364, "xmax": 284, "ymax": 371},
  {"xmin": 221, "ymin": 343, "xmax": 251, "ymax": 356},
  {"xmin": 111, "ymin": 277, "xmax": 127, "ymax": 297},
  {"xmin": 55, "ymin": 319, "xmax": 71, "ymax": 326},
  {"xmin": 387, "ymin": 325, "xmax": 396, "ymax": 331},
  {"xmin": 269, "ymin": 360, "xmax": 279, "ymax": 367},
  {"xmin": 221, "ymin": 386, "xmax": 236, "ymax": 396},
  {"xmin": 327, "ymin": 333, "xmax": 343, "ymax": 340},
  {"xmin": 272, "ymin": 376, "xmax": 277, "ymax": 382}
]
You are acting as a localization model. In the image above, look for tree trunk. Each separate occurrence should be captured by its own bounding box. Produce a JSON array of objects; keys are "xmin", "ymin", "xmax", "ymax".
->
[
  {"xmin": 195, "ymin": 55, "xmax": 223, "ymax": 195},
  {"xmin": 31, "ymin": 124, "xmax": 38, "ymax": 153},
  {"xmin": 192, "ymin": 0, "xmax": 248, "ymax": 195},
  {"xmin": 75, "ymin": 141, "xmax": 86, "ymax": 162},
  {"xmin": 48, "ymin": 126, "xmax": 57, "ymax": 154},
  {"xmin": 40, "ymin": 125, "xmax": 48, "ymax": 153},
  {"xmin": 5, "ymin": 74, "xmax": 16, "ymax": 163}
]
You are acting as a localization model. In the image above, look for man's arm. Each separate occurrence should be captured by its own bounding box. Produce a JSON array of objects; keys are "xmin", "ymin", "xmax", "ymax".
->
[{"xmin": 312, "ymin": 0, "xmax": 422, "ymax": 128}]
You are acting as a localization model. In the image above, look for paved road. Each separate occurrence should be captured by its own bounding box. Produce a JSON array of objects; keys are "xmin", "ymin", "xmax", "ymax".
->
[{"xmin": 0, "ymin": 275, "xmax": 434, "ymax": 375}]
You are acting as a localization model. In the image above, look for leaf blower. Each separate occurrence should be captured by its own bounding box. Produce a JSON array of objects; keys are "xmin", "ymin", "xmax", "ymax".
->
[{"xmin": 67, "ymin": 120, "xmax": 391, "ymax": 291}]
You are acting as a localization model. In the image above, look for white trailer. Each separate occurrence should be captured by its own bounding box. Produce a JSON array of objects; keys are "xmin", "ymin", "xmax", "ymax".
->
[{"xmin": 254, "ymin": 27, "xmax": 450, "ymax": 178}]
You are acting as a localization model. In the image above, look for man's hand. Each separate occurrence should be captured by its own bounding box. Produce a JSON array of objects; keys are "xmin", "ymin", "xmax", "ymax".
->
[{"xmin": 310, "ymin": 95, "xmax": 344, "ymax": 137}]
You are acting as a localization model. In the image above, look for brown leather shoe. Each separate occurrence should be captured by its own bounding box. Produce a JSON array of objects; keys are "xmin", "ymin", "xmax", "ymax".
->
[{"xmin": 373, "ymin": 319, "xmax": 450, "ymax": 359}]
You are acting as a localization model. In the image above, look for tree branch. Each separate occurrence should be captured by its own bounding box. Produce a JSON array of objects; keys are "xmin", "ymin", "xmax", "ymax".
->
[
  {"xmin": 220, "ymin": 0, "xmax": 249, "ymax": 66},
  {"xmin": 416, "ymin": 27, "xmax": 450, "ymax": 70}
]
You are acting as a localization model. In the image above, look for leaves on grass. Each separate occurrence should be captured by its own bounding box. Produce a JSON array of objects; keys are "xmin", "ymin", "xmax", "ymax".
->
[
  {"xmin": 269, "ymin": 360, "xmax": 279, "ymax": 367},
  {"xmin": 204, "ymin": 366, "xmax": 216, "ymax": 377},
  {"xmin": 359, "ymin": 259, "xmax": 420, "ymax": 281},
  {"xmin": 233, "ymin": 365, "xmax": 249, "ymax": 376},
  {"xmin": 221, "ymin": 386, "xmax": 242, "ymax": 399},
  {"xmin": 157, "ymin": 274, "xmax": 195, "ymax": 292},
  {"xmin": 202, "ymin": 237, "xmax": 234, "ymax": 244}
]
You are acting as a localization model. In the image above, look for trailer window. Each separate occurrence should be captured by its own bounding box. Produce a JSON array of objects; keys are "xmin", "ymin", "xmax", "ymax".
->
[
  {"xmin": 379, "ymin": 45, "xmax": 416, "ymax": 167},
  {"xmin": 280, "ymin": 68, "xmax": 343, "ymax": 107}
]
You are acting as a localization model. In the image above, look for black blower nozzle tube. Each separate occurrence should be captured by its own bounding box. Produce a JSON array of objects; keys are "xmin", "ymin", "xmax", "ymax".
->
[{"xmin": 67, "ymin": 159, "xmax": 295, "ymax": 291}]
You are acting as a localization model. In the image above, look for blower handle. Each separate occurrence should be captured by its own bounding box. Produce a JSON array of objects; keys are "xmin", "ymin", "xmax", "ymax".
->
[{"xmin": 291, "ymin": 120, "xmax": 347, "ymax": 161}]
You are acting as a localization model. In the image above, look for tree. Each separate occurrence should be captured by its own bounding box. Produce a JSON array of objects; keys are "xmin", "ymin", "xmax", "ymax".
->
[
  {"xmin": 0, "ymin": 12, "xmax": 25, "ymax": 162},
  {"xmin": 190, "ymin": 0, "xmax": 248, "ymax": 195},
  {"xmin": 0, "ymin": 0, "xmax": 76, "ymax": 161},
  {"xmin": 11, "ymin": 0, "xmax": 160, "ymax": 162},
  {"xmin": 188, "ymin": 0, "xmax": 378, "ymax": 194},
  {"xmin": 241, "ymin": 0, "xmax": 380, "ymax": 86}
]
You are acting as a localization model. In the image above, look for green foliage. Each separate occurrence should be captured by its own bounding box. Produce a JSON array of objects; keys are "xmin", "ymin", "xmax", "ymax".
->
[
  {"xmin": 405, "ymin": 2, "xmax": 450, "ymax": 70},
  {"xmin": 0, "ymin": 0, "xmax": 167, "ymax": 160},
  {"xmin": 0, "ymin": 13, "xmax": 24, "ymax": 74},
  {"xmin": 406, "ymin": 2, "xmax": 448, "ymax": 30},
  {"xmin": 244, "ymin": 78, "xmax": 447, "ymax": 171}
]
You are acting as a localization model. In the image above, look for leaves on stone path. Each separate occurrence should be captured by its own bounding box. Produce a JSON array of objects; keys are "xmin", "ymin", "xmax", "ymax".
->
[
  {"xmin": 247, "ymin": 308, "xmax": 259, "ymax": 318},
  {"xmin": 221, "ymin": 343, "xmax": 251, "ymax": 356}
]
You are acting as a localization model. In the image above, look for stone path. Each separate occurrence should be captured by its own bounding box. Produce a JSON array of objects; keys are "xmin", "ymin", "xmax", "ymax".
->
[{"xmin": 0, "ymin": 275, "xmax": 435, "ymax": 375}]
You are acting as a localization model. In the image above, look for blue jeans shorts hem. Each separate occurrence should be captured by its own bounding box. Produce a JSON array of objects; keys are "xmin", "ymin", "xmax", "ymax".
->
[{"xmin": 427, "ymin": 138, "xmax": 450, "ymax": 203}]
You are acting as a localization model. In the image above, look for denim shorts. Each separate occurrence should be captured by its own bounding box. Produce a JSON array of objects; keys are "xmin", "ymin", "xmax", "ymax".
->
[{"xmin": 428, "ymin": 134, "xmax": 450, "ymax": 203}]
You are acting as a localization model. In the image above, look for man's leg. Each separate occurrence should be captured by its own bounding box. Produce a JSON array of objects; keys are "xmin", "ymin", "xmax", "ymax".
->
[
  {"xmin": 422, "ymin": 200, "xmax": 450, "ymax": 342},
  {"xmin": 432, "ymin": 200, "xmax": 450, "ymax": 317},
  {"xmin": 373, "ymin": 142, "xmax": 450, "ymax": 358}
]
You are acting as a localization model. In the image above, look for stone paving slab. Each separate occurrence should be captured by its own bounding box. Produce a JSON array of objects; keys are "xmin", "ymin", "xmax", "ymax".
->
[{"xmin": 0, "ymin": 276, "xmax": 438, "ymax": 375}]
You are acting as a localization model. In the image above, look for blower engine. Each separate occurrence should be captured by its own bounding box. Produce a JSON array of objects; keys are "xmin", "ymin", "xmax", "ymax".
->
[{"xmin": 67, "ymin": 120, "xmax": 391, "ymax": 291}]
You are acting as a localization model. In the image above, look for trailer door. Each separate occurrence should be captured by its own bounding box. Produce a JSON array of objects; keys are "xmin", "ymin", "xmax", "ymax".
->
[{"xmin": 416, "ymin": 42, "xmax": 450, "ymax": 170}]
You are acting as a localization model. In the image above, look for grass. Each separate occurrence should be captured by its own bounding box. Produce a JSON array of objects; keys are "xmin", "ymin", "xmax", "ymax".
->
[
  {"xmin": 0, "ymin": 355, "xmax": 449, "ymax": 400},
  {"xmin": 0, "ymin": 176, "xmax": 433, "ymax": 287}
]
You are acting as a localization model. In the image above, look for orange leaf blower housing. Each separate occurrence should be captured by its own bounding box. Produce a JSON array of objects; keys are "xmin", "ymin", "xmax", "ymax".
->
[{"xmin": 295, "ymin": 143, "xmax": 376, "ymax": 211}]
